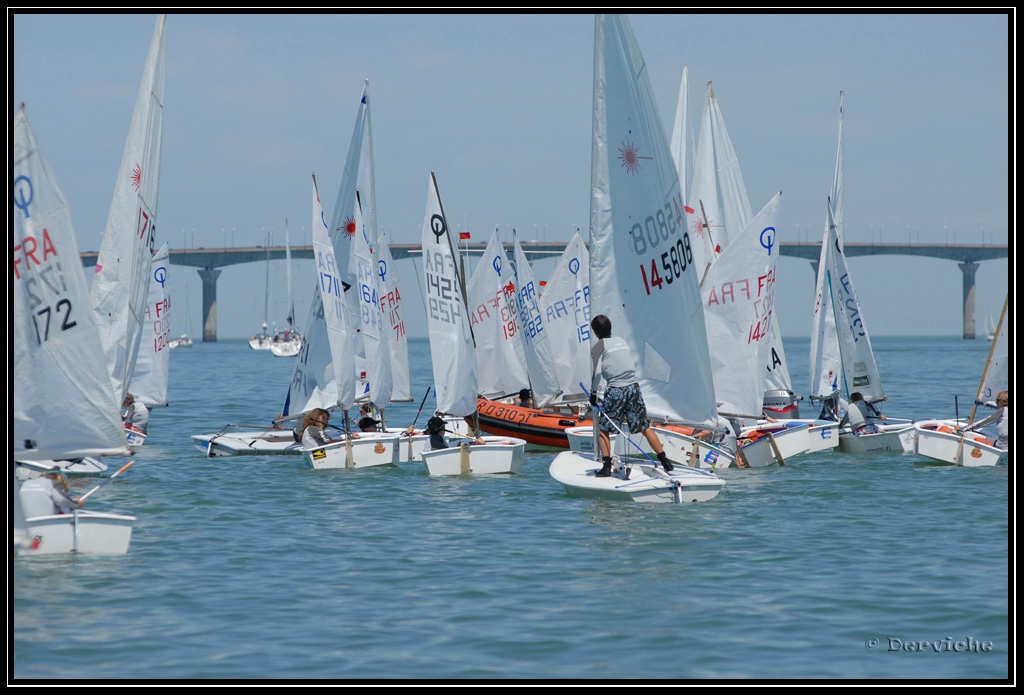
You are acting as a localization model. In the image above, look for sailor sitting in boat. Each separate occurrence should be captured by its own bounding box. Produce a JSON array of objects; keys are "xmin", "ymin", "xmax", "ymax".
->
[
  {"xmin": 840, "ymin": 392, "xmax": 885, "ymax": 434},
  {"xmin": 20, "ymin": 470, "xmax": 83, "ymax": 518},
  {"xmin": 299, "ymin": 408, "xmax": 362, "ymax": 447},
  {"xmin": 404, "ymin": 416, "xmax": 484, "ymax": 451},
  {"xmin": 122, "ymin": 392, "xmax": 149, "ymax": 434},
  {"xmin": 516, "ymin": 389, "xmax": 534, "ymax": 409},
  {"xmin": 962, "ymin": 390, "xmax": 1008, "ymax": 450}
]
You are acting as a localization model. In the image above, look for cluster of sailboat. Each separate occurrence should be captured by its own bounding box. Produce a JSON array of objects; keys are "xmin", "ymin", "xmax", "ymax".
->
[
  {"xmin": 14, "ymin": 15, "xmax": 1008, "ymax": 556},
  {"xmin": 14, "ymin": 15, "xmax": 170, "ymax": 555}
]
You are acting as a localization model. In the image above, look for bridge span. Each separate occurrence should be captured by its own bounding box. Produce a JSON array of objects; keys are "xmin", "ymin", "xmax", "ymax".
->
[{"xmin": 80, "ymin": 241, "xmax": 1006, "ymax": 342}]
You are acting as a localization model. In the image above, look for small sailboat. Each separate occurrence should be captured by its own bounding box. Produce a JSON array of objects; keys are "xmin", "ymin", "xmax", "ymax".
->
[
  {"xmin": 132, "ymin": 241, "xmax": 171, "ymax": 408},
  {"xmin": 14, "ymin": 105, "xmax": 135, "ymax": 554},
  {"xmin": 249, "ymin": 238, "xmax": 273, "ymax": 350},
  {"xmin": 169, "ymin": 285, "xmax": 194, "ymax": 348},
  {"xmin": 419, "ymin": 172, "xmax": 526, "ymax": 476},
  {"xmin": 914, "ymin": 296, "xmax": 1008, "ymax": 466},
  {"xmin": 270, "ymin": 219, "xmax": 303, "ymax": 357},
  {"xmin": 298, "ymin": 176, "xmax": 399, "ymax": 470},
  {"xmin": 809, "ymin": 93, "xmax": 913, "ymax": 454},
  {"xmin": 89, "ymin": 13, "xmax": 165, "ymax": 451},
  {"xmin": 984, "ymin": 312, "xmax": 997, "ymax": 341},
  {"xmin": 548, "ymin": 14, "xmax": 726, "ymax": 501}
]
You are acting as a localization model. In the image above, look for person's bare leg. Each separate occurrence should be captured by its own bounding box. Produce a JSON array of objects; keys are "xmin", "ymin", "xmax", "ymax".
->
[{"xmin": 642, "ymin": 427, "xmax": 673, "ymax": 471}]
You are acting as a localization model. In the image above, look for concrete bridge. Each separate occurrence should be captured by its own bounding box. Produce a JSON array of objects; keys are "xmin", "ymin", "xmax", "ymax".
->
[{"xmin": 80, "ymin": 241, "xmax": 1006, "ymax": 342}]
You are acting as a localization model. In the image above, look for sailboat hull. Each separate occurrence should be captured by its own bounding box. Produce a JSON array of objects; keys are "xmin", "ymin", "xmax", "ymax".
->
[
  {"xmin": 739, "ymin": 422, "xmax": 812, "ymax": 466},
  {"xmin": 913, "ymin": 421, "xmax": 1006, "ymax": 466},
  {"xmin": 549, "ymin": 450, "xmax": 726, "ymax": 503},
  {"xmin": 838, "ymin": 424, "xmax": 915, "ymax": 453},
  {"xmin": 16, "ymin": 458, "xmax": 109, "ymax": 479},
  {"xmin": 653, "ymin": 426, "xmax": 737, "ymax": 470},
  {"xmin": 191, "ymin": 430, "xmax": 302, "ymax": 456},
  {"xmin": 420, "ymin": 437, "xmax": 526, "ymax": 476},
  {"xmin": 20, "ymin": 511, "xmax": 135, "ymax": 555},
  {"xmin": 300, "ymin": 434, "xmax": 400, "ymax": 469}
]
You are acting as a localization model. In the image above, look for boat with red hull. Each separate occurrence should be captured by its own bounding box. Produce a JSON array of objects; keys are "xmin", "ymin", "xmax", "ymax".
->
[{"xmin": 469, "ymin": 398, "xmax": 588, "ymax": 451}]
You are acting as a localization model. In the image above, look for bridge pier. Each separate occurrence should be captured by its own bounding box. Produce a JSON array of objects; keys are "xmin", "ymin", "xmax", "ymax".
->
[
  {"xmin": 959, "ymin": 261, "xmax": 979, "ymax": 340},
  {"xmin": 198, "ymin": 267, "xmax": 222, "ymax": 342}
]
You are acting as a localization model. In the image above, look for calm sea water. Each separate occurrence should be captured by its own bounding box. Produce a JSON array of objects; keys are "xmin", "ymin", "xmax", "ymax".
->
[{"xmin": 12, "ymin": 336, "xmax": 1009, "ymax": 681}]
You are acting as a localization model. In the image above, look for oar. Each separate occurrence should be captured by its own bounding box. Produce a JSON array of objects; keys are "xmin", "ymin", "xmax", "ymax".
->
[{"xmin": 78, "ymin": 461, "xmax": 134, "ymax": 503}]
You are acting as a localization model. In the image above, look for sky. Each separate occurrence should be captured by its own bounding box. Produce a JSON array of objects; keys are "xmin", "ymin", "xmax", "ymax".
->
[{"xmin": 11, "ymin": 12, "xmax": 1010, "ymax": 345}]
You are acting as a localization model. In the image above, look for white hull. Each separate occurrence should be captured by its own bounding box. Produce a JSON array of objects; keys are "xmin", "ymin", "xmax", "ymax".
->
[
  {"xmin": 739, "ymin": 422, "xmax": 811, "ymax": 466},
  {"xmin": 838, "ymin": 424, "xmax": 915, "ymax": 453},
  {"xmin": 654, "ymin": 426, "xmax": 738, "ymax": 470},
  {"xmin": 192, "ymin": 429, "xmax": 302, "ymax": 457},
  {"xmin": 805, "ymin": 421, "xmax": 840, "ymax": 453},
  {"xmin": 549, "ymin": 450, "xmax": 726, "ymax": 503},
  {"xmin": 169, "ymin": 334, "xmax": 193, "ymax": 348},
  {"xmin": 301, "ymin": 434, "xmax": 400, "ymax": 469},
  {"xmin": 249, "ymin": 336, "xmax": 272, "ymax": 350},
  {"xmin": 565, "ymin": 425, "xmax": 654, "ymax": 457},
  {"xmin": 16, "ymin": 458, "xmax": 109, "ymax": 479},
  {"xmin": 270, "ymin": 338, "xmax": 302, "ymax": 357},
  {"xmin": 913, "ymin": 420, "xmax": 1006, "ymax": 467},
  {"xmin": 20, "ymin": 510, "xmax": 135, "ymax": 555},
  {"xmin": 125, "ymin": 425, "xmax": 147, "ymax": 447},
  {"xmin": 420, "ymin": 437, "xmax": 526, "ymax": 476}
]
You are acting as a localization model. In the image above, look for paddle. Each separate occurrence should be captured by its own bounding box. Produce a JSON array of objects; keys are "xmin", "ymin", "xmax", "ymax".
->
[{"xmin": 78, "ymin": 461, "xmax": 133, "ymax": 503}]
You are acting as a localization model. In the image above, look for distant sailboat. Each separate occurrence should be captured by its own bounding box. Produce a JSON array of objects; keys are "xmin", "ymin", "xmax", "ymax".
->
[
  {"xmin": 249, "ymin": 237, "xmax": 272, "ymax": 350},
  {"xmin": 270, "ymin": 219, "xmax": 302, "ymax": 357},
  {"xmin": 169, "ymin": 285, "xmax": 194, "ymax": 348}
]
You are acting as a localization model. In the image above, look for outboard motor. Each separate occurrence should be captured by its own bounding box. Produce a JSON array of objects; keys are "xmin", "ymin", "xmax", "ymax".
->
[{"xmin": 762, "ymin": 389, "xmax": 802, "ymax": 420}]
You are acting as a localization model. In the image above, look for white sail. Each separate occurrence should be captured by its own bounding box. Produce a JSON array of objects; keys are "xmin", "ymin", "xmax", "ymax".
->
[
  {"xmin": 352, "ymin": 191, "xmax": 392, "ymax": 408},
  {"xmin": 89, "ymin": 14, "xmax": 165, "ymax": 403},
  {"xmin": 13, "ymin": 105, "xmax": 131, "ymax": 460},
  {"xmin": 689, "ymin": 80, "xmax": 793, "ymax": 396},
  {"xmin": 283, "ymin": 176, "xmax": 355, "ymax": 416},
  {"xmin": 538, "ymin": 230, "xmax": 591, "ymax": 403},
  {"xmin": 467, "ymin": 230, "xmax": 530, "ymax": 398},
  {"xmin": 131, "ymin": 242, "xmax": 170, "ymax": 407},
  {"xmin": 510, "ymin": 235, "xmax": 561, "ymax": 406},
  {"xmin": 328, "ymin": 80, "xmax": 374, "ymax": 337},
  {"xmin": 421, "ymin": 172, "xmax": 478, "ymax": 417},
  {"xmin": 823, "ymin": 200, "xmax": 885, "ymax": 404},
  {"xmin": 809, "ymin": 92, "xmax": 846, "ymax": 404},
  {"xmin": 702, "ymin": 193, "xmax": 782, "ymax": 417},
  {"xmin": 284, "ymin": 219, "xmax": 296, "ymax": 335},
  {"xmin": 831, "ymin": 91, "xmax": 845, "ymax": 244},
  {"xmin": 976, "ymin": 296, "xmax": 1008, "ymax": 404},
  {"xmin": 590, "ymin": 13, "xmax": 717, "ymax": 427},
  {"xmin": 372, "ymin": 232, "xmax": 411, "ymax": 401},
  {"xmin": 669, "ymin": 64, "xmax": 693, "ymax": 218},
  {"xmin": 687, "ymin": 81, "xmax": 750, "ymax": 279}
]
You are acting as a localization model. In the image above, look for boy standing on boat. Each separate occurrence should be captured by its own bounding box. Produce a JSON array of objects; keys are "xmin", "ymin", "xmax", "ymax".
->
[{"xmin": 589, "ymin": 315, "xmax": 674, "ymax": 477}]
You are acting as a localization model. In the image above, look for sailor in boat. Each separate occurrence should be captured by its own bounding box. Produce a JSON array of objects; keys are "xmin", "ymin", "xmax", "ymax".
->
[
  {"xmin": 122, "ymin": 392, "xmax": 149, "ymax": 434},
  {"xmin": 694, "ymin": 415, "xmax": 749, "ymax": 468},
  {"xmin": 962, "ymin": 390, "xmax": 1009, "ymax": 450},
  {"xmin": 516, "ymin": 388, "xmax": 534, "ymax": 409},
  {"xmin": 19, "ymin": 469, "xmax": 84, "ymax": 518},
  {"xmin": 840, "ymin": 392, "xmax": 886, "ymax": 435},
  {"xmin": 358, "ymin": 415, "xmax": 382, "ymax": 433},
  {"xmin": 300, "ymin": 408, "xmax": 343, "ymax": 447},
  {"xmin": 589, "ymin": 315, "xmax": 674, "ymax": 477},
  {"xmin": 404, "ymin": 416, "xmax": 484, "ymax": 451}
]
